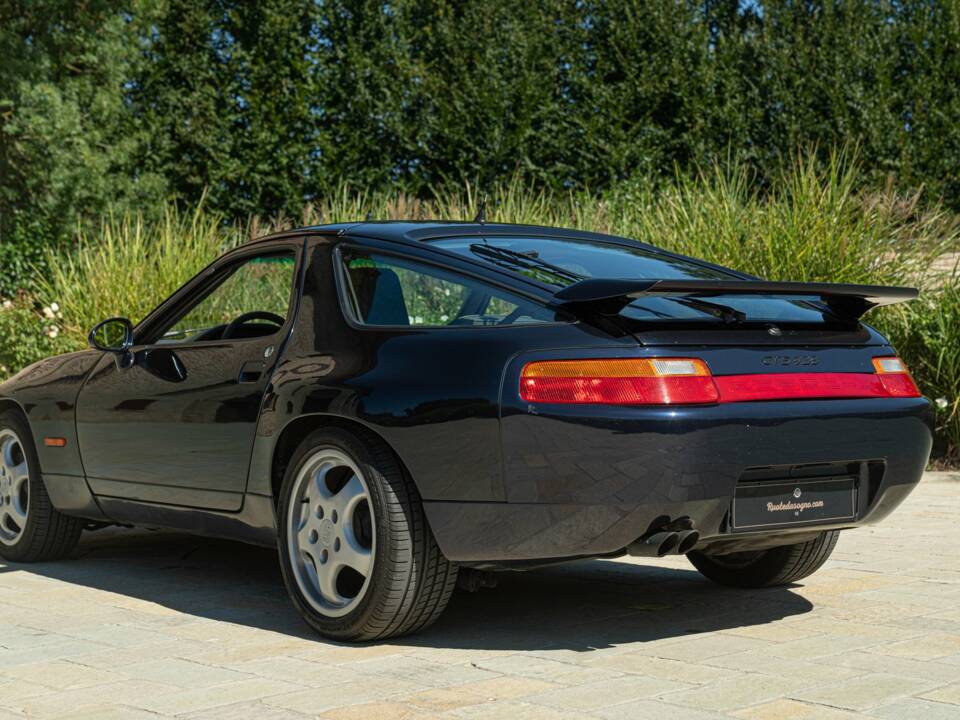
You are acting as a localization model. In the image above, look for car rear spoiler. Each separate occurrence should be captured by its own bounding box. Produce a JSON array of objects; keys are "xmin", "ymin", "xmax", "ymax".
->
[{"xmin": 552, "ymin": 279, "xmax": 919, "ymax": 319}]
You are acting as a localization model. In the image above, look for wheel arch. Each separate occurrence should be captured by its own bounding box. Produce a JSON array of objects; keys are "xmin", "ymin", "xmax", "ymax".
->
[
  {"xmin": 0, "ymin": 397, "xmax": 37, "ymax": 468},
  {"xmin": 0, "ymin": 397, "xmax": 28, "ymax": 421},
  {"xmin": 270, "ymin": 413, "xmax": 416, "ymax": 509}
]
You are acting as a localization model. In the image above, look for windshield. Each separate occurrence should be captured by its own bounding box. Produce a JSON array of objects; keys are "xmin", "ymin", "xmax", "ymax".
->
[{"xmin": 432, "ymin": 236, "xmax": 832, "ymax": 324}]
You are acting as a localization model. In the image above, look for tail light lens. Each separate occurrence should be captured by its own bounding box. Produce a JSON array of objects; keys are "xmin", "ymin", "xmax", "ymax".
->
[
  {"xmin": 871, "ymin": 356, "xmax": 922, "ymax": 397},
  {"xmin": 519, "ymin": 358, "xmax": 720, "ymax": 405},
  {"xmin": 519, "ymin": 355, "xmax": 922, "ymax": 405}
]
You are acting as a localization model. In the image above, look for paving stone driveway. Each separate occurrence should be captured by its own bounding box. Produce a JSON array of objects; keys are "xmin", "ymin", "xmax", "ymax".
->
[{"xmin": 1, "ymin": 473, "xmax": 959, "ymax": 719}]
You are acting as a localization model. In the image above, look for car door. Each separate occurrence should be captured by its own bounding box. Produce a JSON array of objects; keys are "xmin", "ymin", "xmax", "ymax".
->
[{"xmin": 75, "ymin": 240, "xmax": 303, "ymax": 512}]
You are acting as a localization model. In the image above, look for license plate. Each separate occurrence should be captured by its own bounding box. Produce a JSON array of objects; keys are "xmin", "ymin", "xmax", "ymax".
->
[{"xmin": 732, "ymin": 477, "xmax": 857, "ymax": 531}]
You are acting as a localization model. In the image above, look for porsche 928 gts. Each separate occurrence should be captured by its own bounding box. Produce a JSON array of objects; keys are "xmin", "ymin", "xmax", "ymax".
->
[{"xmin": 0, "ymin": 222, "xmax": 932, "ymax": 640}]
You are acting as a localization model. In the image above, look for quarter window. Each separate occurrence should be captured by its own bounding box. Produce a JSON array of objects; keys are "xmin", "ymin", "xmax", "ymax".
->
[{"xmin": 340, "ymin": 251, "xmax": 560, "ymax": 327}]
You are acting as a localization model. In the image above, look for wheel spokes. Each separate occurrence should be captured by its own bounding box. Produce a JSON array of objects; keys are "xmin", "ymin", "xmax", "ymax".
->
[
  {"xmin": 8, "ymin": 460, "xmax": 28, "ymax": 488},
  {"xmin": 310, "ymin": 461, "xmax": 338, "ymax": 502},
  {"xmin": 288, "ymin": 451, "xmax": 376, "ymax": 616},
  {"xmin": 296, "ymin": 518, "xmax": 315, "ymax": 549},
  {"xmin": 1, "ymin": 436, "xmax": 17, "ymax": 471},
  {"xmin": 315, "ymin": 554, "xmax": 347, "ymax": 606},
  {"xmin": 0, "ymin": 431, "xmax": 28, "ymax": 544},
  {"xmin": 337, "ymin": 530, "xmax": 372, "ymax": 576},
  {"xmin": 8, "ymin": 477, "xmax": 27, "ymax": 525},
  {"xmin": 300, "ymin": 547, "xmax": 345, "ymax": 606},
  {"xmin": 331, "ymin": 474, "xmax": 367, "ymax": 512}
]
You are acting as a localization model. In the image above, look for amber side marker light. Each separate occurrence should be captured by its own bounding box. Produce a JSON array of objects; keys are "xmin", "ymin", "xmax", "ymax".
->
[
  {"xmin": 519, "ymin": 358, "xmax": 720, "ymax": 405},
  {"xmin": 44, "ymin": 437, "xmax": 67, "ymax": 448}
]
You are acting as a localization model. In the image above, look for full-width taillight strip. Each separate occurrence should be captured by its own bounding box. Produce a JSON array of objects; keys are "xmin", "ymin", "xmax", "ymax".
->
[{"xmin": 519, "ymin": 356, "xmax": 921, "ymax": 405}]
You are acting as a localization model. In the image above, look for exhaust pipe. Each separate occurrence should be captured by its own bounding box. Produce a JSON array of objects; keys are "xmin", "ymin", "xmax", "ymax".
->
[
  {"xmin": 676, "ymin": 529, "xmax": 700, "ymax": 554},
  {"xmin": 627, "ymin": 531, "xmax": 680, "ymax": 558}
]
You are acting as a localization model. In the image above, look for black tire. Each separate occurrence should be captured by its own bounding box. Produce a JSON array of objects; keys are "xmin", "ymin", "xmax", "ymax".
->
[
  {"xmin": 0, "ymin": 409, "xmax": 83, "ymax": 562},
  {"xmin": 276, "ymin": 427, "xmax": 458, "ymax": 641},
  {"xmin": 687, "ymin": 530, "xmax": 840, "ymax": 588}
]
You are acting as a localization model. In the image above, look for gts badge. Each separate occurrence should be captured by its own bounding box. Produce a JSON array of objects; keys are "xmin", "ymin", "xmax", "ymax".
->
[{"xmin": 762, "ymin": 355, "xmax": 820, "ymax": 367}]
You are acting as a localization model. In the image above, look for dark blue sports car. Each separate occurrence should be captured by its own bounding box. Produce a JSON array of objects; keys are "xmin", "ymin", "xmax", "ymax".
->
[{"xmin": 0, "ymin": 222, "xmax": 932, "ymax": 640}]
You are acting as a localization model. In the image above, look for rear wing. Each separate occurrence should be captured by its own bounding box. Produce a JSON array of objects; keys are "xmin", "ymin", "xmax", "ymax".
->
[{"xmin": 552, "ymin": 279, "xmax": 918, "ymax": 320}]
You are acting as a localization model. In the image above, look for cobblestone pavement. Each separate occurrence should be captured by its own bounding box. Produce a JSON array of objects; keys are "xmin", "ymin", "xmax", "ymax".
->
[{"xmin": 1, "ymin": 473, "xmax": 959, "ymax": 719}]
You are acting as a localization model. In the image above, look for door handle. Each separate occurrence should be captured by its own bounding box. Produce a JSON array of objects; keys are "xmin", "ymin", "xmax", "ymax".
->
[{"xmin": 238, "ymin": 361, "xmax": 265, "ymax": 384}]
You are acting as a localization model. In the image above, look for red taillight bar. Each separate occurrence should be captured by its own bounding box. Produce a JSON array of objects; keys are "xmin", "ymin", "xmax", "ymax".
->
[
  {"xmin": 713, "ymin": 372, "xmax": 919, "ymax": 402},
  {"xmin": 519, "ymin": 356, "xmax": 921, "ymax": 405}
]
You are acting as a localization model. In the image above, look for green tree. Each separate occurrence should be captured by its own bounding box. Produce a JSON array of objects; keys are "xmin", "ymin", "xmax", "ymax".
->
[
  {"xmin": 0, "ymin": 0, "xmax": 165, "ymax": 295},
  {"xmin": 4, "ymin": 0, "xmax": 960, "ymax": 294}
]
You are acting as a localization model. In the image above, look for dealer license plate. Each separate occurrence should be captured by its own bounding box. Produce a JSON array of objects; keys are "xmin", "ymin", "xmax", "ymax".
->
[{"xmin": 732, "ymin": 477, "xmax": 857, "ymax": 531}]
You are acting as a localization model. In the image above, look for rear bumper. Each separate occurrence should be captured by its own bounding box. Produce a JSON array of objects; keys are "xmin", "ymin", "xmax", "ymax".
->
[{"xmin": 424, "ymin": 397, "xmax": 932, "ymax": 563}]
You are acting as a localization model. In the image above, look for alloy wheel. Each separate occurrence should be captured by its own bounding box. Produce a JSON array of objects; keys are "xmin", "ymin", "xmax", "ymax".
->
[
  {"xmin": 0, "ymin": 428, "xmax": 29, "ymax": 546},
  {"xmin": 287, "ymin": 448, "xmax": 375, "ymax": 618}
]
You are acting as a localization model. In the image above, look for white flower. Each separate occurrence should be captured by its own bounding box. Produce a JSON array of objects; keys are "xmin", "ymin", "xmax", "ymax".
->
[
  {"xmin": 50, "ymin": 302, "xmax": 59, "ymax": 313},
  {"xmin": 935, "ymin": 397, "xmax": 949, "ymax": 409},
  {"xmin": 42, "ymin": 306, "xmax": 55, "ymax": 319},
  {"xmin": 1, "ymin": 300, "xmax": 11, "ymax": 310},
  {"xmin": 45, "ymin": 325, "xmax": 59, "ymax": 339},
  {"xmin": 440, "ymin": 314, "xmax": 449, "ymax": 322}
]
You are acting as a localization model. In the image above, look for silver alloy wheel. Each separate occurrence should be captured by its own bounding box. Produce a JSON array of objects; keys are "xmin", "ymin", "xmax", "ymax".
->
[
  {"xmin": 0, "ymin": 428, "xmax": 29, "ymax": 546},
  {"xmin": 287, "ymin": 448, "xmax": 375, "ymax": 618}
]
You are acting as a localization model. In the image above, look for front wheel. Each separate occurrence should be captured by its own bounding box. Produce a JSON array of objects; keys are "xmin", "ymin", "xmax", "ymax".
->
[
  {"xmin": 0, "ymin": 410, "xmax": 84, "ymax": 562},
  {"xmin": 687, "ymin": 530, "xmax": 840, "ymax": 588},
  {"xmin": 277, "ymin": 428, "xmax": 458, "ymax": 641}
]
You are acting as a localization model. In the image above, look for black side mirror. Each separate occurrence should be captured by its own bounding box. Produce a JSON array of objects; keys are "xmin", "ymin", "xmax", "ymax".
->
[{"xmin": 88, "ymin": 317, "xmax": 134, "ymax": 353}]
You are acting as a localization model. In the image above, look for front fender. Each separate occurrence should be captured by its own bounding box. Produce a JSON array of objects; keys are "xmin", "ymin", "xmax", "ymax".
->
[{"xmin": 0, "ymin": 350, "xmax": 102, "ymax": 477}]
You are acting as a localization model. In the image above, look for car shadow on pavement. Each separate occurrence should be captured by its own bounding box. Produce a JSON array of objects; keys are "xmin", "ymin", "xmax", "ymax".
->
[{"xmin": 0, "ymin": 528, "xmax": 813, "ymax": 652}]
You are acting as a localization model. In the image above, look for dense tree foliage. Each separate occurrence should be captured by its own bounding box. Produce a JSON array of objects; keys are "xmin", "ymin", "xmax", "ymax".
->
[
  {"xmin": 2, "ymin": 0, "xmax": 959, "ymax": 292},
  {"xmin": 0, "ymin": 0, "xmax": 164, "ymax": 291}
]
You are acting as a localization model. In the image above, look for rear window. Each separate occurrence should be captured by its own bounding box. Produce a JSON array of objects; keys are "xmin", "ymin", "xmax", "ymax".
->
[{"xmin": 432, "ymin": 236, "xmax": 832, "ymax": 325}]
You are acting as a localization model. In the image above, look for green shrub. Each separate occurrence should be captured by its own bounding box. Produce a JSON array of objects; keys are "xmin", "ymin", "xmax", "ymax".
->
[
  {"xmin": 4, "ymin": 154, "xmax": 959, "ymax": 460},
  {"xmin": 0, "ymin": 213, "xmax": 55, "ymax": 298},
  {"xmin": 876, "ymin": 278, "xmax": 960, "ymax": 463},
  {"xmin": 36, "ymin": 204, "xmax": 234, "ymax": 349},
  {"xmin": 0, "ymin": 296, "xmax": 68, "ymax": 379}
]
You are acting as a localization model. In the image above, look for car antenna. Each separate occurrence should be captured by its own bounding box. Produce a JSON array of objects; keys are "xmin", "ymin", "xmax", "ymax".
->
[{"xmin": 474, "ymin": 195, "xmax": 487, "ymax": 225}]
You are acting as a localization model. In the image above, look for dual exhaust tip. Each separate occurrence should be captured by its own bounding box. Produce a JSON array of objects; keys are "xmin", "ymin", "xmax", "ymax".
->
[{"xmin": 627, "ymin": 527, "xmax": 700, "ymax": 558}]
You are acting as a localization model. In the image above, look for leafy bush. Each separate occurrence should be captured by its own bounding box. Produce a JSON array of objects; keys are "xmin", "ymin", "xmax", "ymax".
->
[
  {"xmin": 0, "ymin": 214, "xmax": 55, "ymax": 297},
  {"xmin": 876, "ymin": 278, "xmax": 960, "ymax": 465},
  {"xmin": 36, "ymin": 204, "xmax": 234, "ymax": 346},
  {"xmin": 0, "ymin": 297, "xmax": 64, "ymax": 379},
  {"xmin": 4, "ymin": 155, "xmax": 959, "ymax": 460}
]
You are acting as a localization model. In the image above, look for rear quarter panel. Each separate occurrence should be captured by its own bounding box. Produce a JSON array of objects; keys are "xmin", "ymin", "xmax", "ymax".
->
[{"xmin": 247, "ymin": 240, "xmax": 636, "ymax": 504}]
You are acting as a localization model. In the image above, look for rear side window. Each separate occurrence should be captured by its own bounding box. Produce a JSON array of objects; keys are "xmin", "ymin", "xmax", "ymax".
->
[{"xmin": 339, "ymin": 251, "xmax": 560, "ymax": 327}]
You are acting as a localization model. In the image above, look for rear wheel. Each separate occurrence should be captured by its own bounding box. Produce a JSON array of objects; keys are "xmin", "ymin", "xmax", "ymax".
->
[
  {"xmin": 0, "ymin": 410, "xmax": 83, "ymax": 562},
  {"xmin": 277, "ymin": 428, "xmax": 458, "ymax": 641},
  {"xmin": 688, "ymin": 530, "xmax": 839, "ymax": 588}
]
